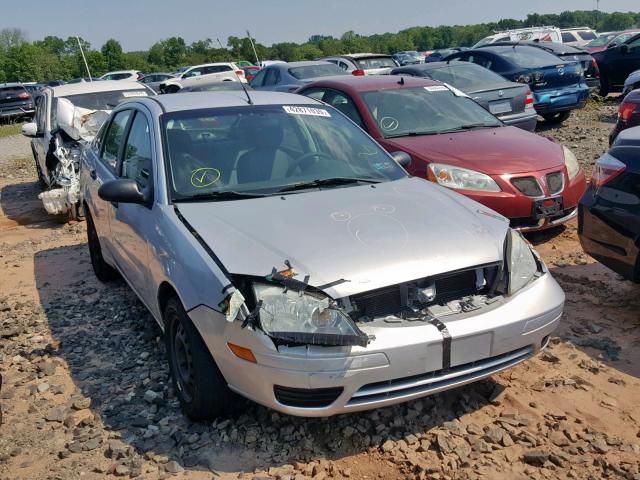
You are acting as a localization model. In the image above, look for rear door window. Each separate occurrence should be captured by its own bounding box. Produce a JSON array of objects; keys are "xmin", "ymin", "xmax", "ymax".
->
[
  {"xmin": 263, "ymin": 68, "xmax": 280, "ymax": 86},
  {"xmin": 100, "ymin": 110, "xmax": 133, "ymax": 171},
  {"xmin": 562, "ymin": 32, "xmax": 577, "ymax": 43}
]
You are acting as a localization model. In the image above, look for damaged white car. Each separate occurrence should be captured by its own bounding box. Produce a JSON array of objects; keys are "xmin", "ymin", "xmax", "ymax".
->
[
  {"xmin": 22, "ymin": 81, "xmax": 154, "ymax": 219},
  {"xmin": 83, "ymin": 91, "xmax": 564, "ymax": 419}
]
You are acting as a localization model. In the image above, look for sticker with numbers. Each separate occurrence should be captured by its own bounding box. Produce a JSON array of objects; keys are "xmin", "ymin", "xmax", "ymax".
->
[{"xmin": 283, "ymin": 106, "xmax": 331, "ymax": 117}]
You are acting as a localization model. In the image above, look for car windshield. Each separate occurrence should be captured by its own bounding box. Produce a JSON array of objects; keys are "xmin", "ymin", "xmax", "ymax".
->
[
  {"xmin": 288, "ymin": 64, "xmax": 346, "ymax": 79},
  {"xmin": 361, "ymin": 86, "xmax": 502, "ymax": 139},
  {"xmin": 586, "ymin": 34, "xmax": 617, "ymax": 47},
  {"xmin": 612, "ymin": 32, "xmax": 639, "ymax": 46},
  {"xmin": 424, "ymin": 63, "xmax": 508, "ymax": 89},
  {"xmin": 60, "ymin": 89, "xmax": 150, "ymax": 110},
  {"xmin": 492, "ymin": 47, "xmax": 561, "ymax": 68},
  {"xmin": 163, "ymin": 104, "xmax": 406, "ymax": 200},
  {"xmin": 355, "ymin": 57, "xmax": 397, "ymax": 69}
]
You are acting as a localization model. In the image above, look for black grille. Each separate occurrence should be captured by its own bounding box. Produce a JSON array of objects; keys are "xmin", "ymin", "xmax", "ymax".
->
[
  {"xmin": 349, "ymin": 267, "xmax": 485, "ymax": 319},
  {"xmin": 546, "ymin": 171, "xmax": 564, "ymax": 195},
  {"xmin": 274, "ymin": 385, "xmax": 343, "ymax": 408},
  {"xmin": 511, "ymin": 176, "xmax": 543, "ymax": 197}
]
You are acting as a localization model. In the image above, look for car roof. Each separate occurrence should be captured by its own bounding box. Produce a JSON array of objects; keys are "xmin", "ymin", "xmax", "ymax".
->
[
  {"xmin": 276, "ymin": 61, "xmax": 333, "ymax": 68},
  {"xmin": 472, "ymin": 45, "xmax": 541, "ymax": 54},
  {"xmin": 51, "ymin": 80, "xmax": 146, "ymax": 97},
  {"xmin": 301, "ymin": 75, "xmax": 441, "ymax": 92},
  {"xmin": 143, "ymin": 90, "xmax": 321, "ymax": 113},
  {"xmin": 0, "ymin": 82, "xmax": 27, "ymax": 89},
  {"xmin": 102, "ymin": 70, "xmax": 138, "ymax": 75},
  {"xmin": 393, "ymin": 61, "xmax": 472, "ymax": 71},
  {"xmin": 486, "ymin": 41, "xmax": 585, "ymax": 54},
  {"xmin": 331, "ymin": 53, "xmax": 392, "ymax": 59},
  {"xmin": 187, "ymin": 62, "xmax": 236, "ymax": 69}
]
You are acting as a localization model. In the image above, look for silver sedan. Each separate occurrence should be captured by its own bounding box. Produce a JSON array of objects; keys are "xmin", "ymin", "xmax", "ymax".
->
[{"xmin": 80, "ymin": 90, "xmax": 563, "ymax": 419}]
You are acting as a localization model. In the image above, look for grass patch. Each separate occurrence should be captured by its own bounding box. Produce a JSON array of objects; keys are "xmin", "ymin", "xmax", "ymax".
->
[{"xmin": 0, "ymin": 123, "xmax": 23, "ymax": 138}]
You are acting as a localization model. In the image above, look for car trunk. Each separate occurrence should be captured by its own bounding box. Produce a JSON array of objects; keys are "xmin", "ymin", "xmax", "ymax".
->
[
  {"xmin": 556, "ymin": 52, "xmax": 598, "ymax": 81},
  {"xmin": 529, "ymin": 62, "xmax": 583, "ymax": 91},
  {"xmin": 467, "ymin": 83, "xmax": 528, "ymax": 116},
  {"xmin": 0, "ymin": 87, "xmax": 33, "ymax": 112}
]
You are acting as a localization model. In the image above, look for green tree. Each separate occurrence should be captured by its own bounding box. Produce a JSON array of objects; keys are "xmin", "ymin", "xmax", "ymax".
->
[{"xmin": 101, "ymin": 39, "xmax": 125, "ymax": 71}]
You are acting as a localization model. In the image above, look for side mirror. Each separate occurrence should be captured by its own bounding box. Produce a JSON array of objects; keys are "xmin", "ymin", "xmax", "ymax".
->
[
  {"xmin": 98, "ymin": 179, "xmax": 149, "ymax": 205},
  {"xmin": 390, "ymin": 151, "xmax": 411, "ymax": 168},
  {"xmin": 620, "ymin": 44, "xmax": 629, "ymax": 54},
  {"xmin": 21, "ymin": 122, "xmax": 42, "ymax": 138}
]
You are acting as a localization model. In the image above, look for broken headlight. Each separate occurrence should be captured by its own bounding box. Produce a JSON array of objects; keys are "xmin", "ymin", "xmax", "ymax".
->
[
  {"xmin": 507, "ymin": 229, "xmax": 538, "ymax": 294},
  {"xmin": 253, "ymin": 283, "xmax": 369, "ymax": 347}
]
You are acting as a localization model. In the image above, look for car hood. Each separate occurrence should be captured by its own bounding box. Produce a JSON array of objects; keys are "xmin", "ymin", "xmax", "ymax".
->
[
  {"xmin": 175, "ymin": 177, "xmax": 509, "ymax": 299},
  {"xmin": 384, "ymin": 126, "xmax": 564, "ymax": 175}
]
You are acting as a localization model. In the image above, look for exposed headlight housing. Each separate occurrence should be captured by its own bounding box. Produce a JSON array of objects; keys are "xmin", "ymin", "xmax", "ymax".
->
[
  {"xmin": 253, "ymin": 283, "xmax": 369, "ymax": 347},
  {"xmin": 506, "ymin": 229, "xmax": 539, "ymax": 294},
  {"xmin": 563, "ymin": 146, "xmax": 580, "ymax": 180},
  {"xmin": 428, "ymin": 163, "xmax": 501, "ymax": 192}
]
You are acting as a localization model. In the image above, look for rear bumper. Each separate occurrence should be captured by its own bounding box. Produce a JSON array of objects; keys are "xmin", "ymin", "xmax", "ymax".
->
[
  {"xmin": 0, "ymin": 106, "xmax": 34, "ymax": 118},
  {"xmin": 499, "ymin": 110, "xmax": 538, "ymax": 132},
  {"xmin": 533, "ymin": 85, "xmax": 589, "ymax": 114},
  {"xmin": 189, "ymin": 272, "xmax": 563, "ymax": 417}
]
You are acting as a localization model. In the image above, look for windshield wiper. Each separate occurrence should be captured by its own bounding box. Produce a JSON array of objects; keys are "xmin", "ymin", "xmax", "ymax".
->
[
  {"xmin": 439, "ymin": 123, "xmax": 498, "ymax": 133},
  {"xmin": 173, "ymin": 190, "xmax": 268, "ymax": 202},
  {"xmin": 385, "ymin": 131, "xmax": 439, "ymax": 138},
  {"xmin": 276, "ymin": 177, "xmax": 382, "ymax": 193}
]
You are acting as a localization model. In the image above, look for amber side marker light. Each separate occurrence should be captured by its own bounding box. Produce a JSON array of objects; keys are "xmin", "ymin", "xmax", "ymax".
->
[{"xmin": 228, "ymin": 343, "xmax": 257, "ymax": 363}]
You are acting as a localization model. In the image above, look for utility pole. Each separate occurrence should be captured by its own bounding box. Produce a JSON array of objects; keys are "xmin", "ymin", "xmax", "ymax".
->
[
  {"xmin": 596, "ymin": 0, "xmax": 600, "ymax": 27},
  {"xmin": 76, "ymin": 36, "xmax": 92, "ymax": 81},
  {"xmin": 246, "ymin": 30, "xmax": 261, "ymax": 67}
]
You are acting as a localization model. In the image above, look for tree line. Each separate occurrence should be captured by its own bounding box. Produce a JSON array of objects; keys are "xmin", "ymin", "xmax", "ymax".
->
[{"xmin": 1, "ymin": 9, "xmax": 639, "ymax": 82}]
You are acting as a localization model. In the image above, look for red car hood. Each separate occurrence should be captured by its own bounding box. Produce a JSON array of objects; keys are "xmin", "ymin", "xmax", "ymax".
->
[{"xmin": 384, "ymin": 126, "xmax": 564, "ymax": 175}]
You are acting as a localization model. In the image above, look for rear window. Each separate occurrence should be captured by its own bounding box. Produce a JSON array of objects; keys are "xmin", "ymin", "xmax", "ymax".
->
[
  {"xmin": 578, "ymin": 31, "xmax": 597, "ymax": 40},
  {"xmin": 426, "ymin": 63, "xmax": 508, "ymax": 90},
  {"xmin": 59, "ymin": 89, "xmax": 149, "ymax": 110},
  {"xmin": 288, "ymin": 64, "xmax": 346, "ymax": 79},
  {"xmin": 562, "ymin": 32, "xmax": 577, "ymax": 43},
  {"xmin": 0, "ymin": 86, "xmax": 29, "ymax": 96},
  {"xmin": 355, "ymin": 56, "xmax": 397, "ymax": 70},
  {"xmin": 493, "ymin": 47, "xmax": 562, "ymax": 68}
]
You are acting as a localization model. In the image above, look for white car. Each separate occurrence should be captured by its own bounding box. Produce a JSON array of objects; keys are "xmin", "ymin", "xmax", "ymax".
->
[
  {"xmin": 560, "ymin": 27, "xmax": 598, "ymax": 47},
  {"xmin": 99, "ymin": 70, "xmax": 143, "ymax": 81},
  {"xmin": 321, "ymin": 54, "xmax": 398, "ymax": 75},
  {"xmin": 474, "ymin": 27, "xmax": 562, "ymax": 47},
  {"xmin": 21, "ymin": 80, "xmax": 154, "ymax": 219},
  {"xmin": 159, "ymin": 63, "xmax": 246, "ymax": 93}
]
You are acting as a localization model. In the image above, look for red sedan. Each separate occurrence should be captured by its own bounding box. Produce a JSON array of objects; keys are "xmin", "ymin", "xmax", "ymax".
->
[{"xmin": 297, "ymin": 76, "xmax": 586, "ymax": 231}]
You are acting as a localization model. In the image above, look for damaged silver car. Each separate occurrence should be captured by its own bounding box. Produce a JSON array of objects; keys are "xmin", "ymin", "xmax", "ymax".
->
[
  {"xmin": 22, "ymin": 81, "xmax": 154, "ymax": 219},
  {"xmin": 81, "ymin": 91, "xmax": 564, "ymax": 419}
]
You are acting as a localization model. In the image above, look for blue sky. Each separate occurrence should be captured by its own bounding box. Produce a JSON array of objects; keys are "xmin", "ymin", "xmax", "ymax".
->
[{"xmin": 2, "ymin": 0, "xmax": 638, "ymax": 50}]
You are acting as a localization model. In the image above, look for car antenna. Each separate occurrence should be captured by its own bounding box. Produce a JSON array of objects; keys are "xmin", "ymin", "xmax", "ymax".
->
[
  {"xmin": 398, "ymin": 76, "xmax": 405, "ymax": 85},
  {"xmin": 234, "ymin": 70, "xmax": 254, "ymax": 105}
]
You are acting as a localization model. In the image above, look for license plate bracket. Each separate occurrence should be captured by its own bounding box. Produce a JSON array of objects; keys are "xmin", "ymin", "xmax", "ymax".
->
[
  {"xmin": 534, "ymin": 197, "xmax": 563, "ymax": 219},
  {"xmin": 489, "ymin": 101, "xmax": 512, "ymax": 114}
]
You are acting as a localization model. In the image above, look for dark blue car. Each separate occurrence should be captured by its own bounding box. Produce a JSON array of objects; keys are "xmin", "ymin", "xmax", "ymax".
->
[{"xmin": 445, "ymin": 45, "xmax": 589, "ymax": 123}]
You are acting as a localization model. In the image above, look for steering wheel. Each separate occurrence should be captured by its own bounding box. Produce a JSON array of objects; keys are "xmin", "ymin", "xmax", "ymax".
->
[{"xmin": 286, "ymin": 151, "xmax": 335, "ymax": 176}]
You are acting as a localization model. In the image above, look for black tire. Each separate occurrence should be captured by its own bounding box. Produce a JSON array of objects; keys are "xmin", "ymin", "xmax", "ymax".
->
[
  {"xmin": 542, "ymin": 111, "xmax": 571, "ymax": 124},
  {"xmin": 164, "ymin": 297, "xmax": 240, "ymax": 420},
  {"xmin": 165, "ymin": 85, "xmax": 180, "ymax": 94},
  {"xmin": 599, "ymin": 78, "xmax": 610, "ymax": 97},
  {"xmin": 86, "ymin": 209, "xmax": 119, "ymax": 282}
]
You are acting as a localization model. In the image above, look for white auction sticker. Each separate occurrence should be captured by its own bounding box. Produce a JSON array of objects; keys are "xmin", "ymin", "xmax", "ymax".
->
[
  {"xmin": 424, "ymin": 85, "xmax": 449, "ymax": 92},
  {"xmin": 123, "ymin": 91, "xmax": 149, "ymax": 97},
  {"xmin": 283, "ymin": 106, "xmax": 331, "ymax": 117}
]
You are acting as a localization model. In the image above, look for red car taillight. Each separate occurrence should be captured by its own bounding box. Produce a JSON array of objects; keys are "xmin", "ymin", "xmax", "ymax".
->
[
  {"xmin": 591, "ymin": 59, "xmax": 600, "ymax": 79},
  {"xmin": 591, "ymin": 154, "xmax": 625, "ymax": 188},
  {"xmin": 235, "ymin": 70, "xmax": 245, "ymax": 76},
  {"xmin": 619, "ymin": 101, "xmax": 638, "ymax": 122},
  {"xmin": 352, "ymin": 69, "xmax": 365, "ymax": 76},
  {"xmin": 525, "ymin": 90, "xmax": 534, "ymax": 107},
  {"xmin": 17, "ymin": 92, "xmax": 30, "ymax": 99}
]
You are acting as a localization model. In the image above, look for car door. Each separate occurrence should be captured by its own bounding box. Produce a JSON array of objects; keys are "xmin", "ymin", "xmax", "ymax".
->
[
  {"xmin": 109, "ymin": 108, "xmax": 156, "ymax": 306},
  {"xmin": 611, "ymin": 35, "xmax": 640, "ymax": 86},
  {"xmin": 180, "ymin": 67, "xmax": 204, "ymax": 88}
]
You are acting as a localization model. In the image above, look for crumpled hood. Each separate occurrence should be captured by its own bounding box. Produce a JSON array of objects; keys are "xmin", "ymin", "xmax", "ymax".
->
[
  {"xmin": 176, "ymin": 177, "xmax": 509, "ymax": 298},
  {"xmin": 384, "ymin": 126, "xmax": 564, "ymax": 175}
]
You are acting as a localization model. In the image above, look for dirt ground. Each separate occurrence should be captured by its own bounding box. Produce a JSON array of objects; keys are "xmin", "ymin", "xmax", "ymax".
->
[{"xmin": 0, "ymin": 101, "xmax": 638, "ymax": 480}]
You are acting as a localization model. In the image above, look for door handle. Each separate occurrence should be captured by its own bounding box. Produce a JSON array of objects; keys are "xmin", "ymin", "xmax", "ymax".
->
[{"xmin": 90, "ymin": 169, "xmax": 97, "ymax": 180}]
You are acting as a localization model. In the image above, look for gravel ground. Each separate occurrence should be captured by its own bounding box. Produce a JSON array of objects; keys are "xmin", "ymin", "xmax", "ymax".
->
[
  {"xmin": 0, "ymin": 134, "xmax": 31, "ymax": 167},
  {"xmin": 0, "ymin": 103, "xmax": 638, "ymax": 480}
]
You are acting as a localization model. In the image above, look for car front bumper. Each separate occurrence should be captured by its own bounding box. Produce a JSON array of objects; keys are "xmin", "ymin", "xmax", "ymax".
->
[
  {"xmin": 189, "ymin": 271, "xmax": 563, "ymax": 417},
  {"xmin": 533, "ymin": 85, "xmax": 589, "ymax": 114}
]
